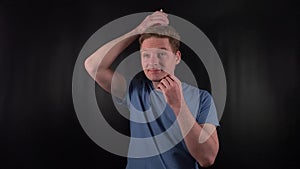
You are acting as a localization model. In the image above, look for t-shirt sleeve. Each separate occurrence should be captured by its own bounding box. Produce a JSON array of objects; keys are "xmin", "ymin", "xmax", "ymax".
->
[
  {"xmin": 196, "ymin": 90, "xmax": 220, "ymax": 127},
  {"xmin": 111, "ymin": 78, "xmax": 131, "ymax": 109}
]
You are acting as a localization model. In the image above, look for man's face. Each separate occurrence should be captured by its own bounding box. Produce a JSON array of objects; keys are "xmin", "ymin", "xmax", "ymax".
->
[{"xmin": 140, "ymin": 37, "xmax": 180, "ymax": 82}]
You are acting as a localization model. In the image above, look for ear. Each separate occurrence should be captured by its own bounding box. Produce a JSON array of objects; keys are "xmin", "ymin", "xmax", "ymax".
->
[{"xmin": 175, "ymin": 50, "xmax": 181, "ymax": 64}]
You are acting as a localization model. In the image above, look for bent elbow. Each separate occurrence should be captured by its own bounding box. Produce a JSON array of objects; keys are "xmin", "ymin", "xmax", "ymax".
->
[
  {"xmin": 84, "ymin": 58, "xmax": 97, "ymax": 79},
  {"xmin": 199, "ymin": 160, "xmax": 215, "ymax": 168},
  {"xmin": 84, "ymin": 58, "xmax": 92, "ymax": 73},
  {"xmin": 198, "ymin": 155, "xmax": 216, "ymax": 168}
]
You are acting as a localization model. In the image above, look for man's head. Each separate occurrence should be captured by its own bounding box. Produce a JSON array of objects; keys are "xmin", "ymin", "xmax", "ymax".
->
[
  {"xmin": 139, "ymin": 25, "xmax": 181, "ymax": 82},
  {"xmin": 139, "ymin": 25, "xmax": 180, "ymax": 53}
]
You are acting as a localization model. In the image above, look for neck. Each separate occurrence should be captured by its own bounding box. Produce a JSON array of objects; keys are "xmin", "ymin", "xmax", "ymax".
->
[{"xmin": 152, "ymin": 81, "xmax": 160, "ymax": 89}]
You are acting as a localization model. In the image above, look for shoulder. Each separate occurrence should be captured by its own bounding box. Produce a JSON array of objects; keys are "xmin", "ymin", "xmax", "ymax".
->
[
  {"xmin": 182, "ymin": 83, "xmax": 214, "ymax": 109},
  {"xmin": 182, "ymin": 83, "xmax": 211, "ymax": 97}
]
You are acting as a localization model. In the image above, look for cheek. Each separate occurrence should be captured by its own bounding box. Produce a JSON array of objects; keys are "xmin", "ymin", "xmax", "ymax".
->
[
  {"xmin": 141, "ymin": 59, "xmax": 147, "ymax": 67},
  {"xmin": 162, "ymin": 58, "xmax": 173, "ymax": 65}
]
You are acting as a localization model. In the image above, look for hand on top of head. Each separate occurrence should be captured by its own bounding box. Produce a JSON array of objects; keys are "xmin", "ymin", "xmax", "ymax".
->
[{"xmin": 136, "ymin": 10, "xmax": 169, "ymax": 34}]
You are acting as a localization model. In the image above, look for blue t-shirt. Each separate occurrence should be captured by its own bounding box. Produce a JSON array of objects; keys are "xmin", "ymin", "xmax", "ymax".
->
[{"xmin": 117, "ymin": 73, "xmax": 219, "ymax": 169}]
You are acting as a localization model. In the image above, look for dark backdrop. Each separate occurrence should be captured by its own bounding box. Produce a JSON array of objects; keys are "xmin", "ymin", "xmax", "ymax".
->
[{"xmin": 0, "ymin": 0, "xmax": 299, "ymax": 169}]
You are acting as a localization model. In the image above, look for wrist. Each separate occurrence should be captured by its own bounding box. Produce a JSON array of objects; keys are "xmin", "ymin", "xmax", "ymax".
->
[
  {"xmin": 131, "ymin": 26, "xmax": 144, "ymax": 35},
  {"xmin": 127, "ymin": 28, "xmax": 140, "ymax": 37},
  {"xmin": 171, "ymin": 105, "xmax": 180, "ymax": 115},
  {"xmin": 170, "ymin": 100, "xmax": 187, "ymax": 116}
]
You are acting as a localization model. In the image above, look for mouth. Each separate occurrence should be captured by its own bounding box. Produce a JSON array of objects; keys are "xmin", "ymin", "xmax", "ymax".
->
[{"xmin": 147, "ymin": 69, "xmax": 162, "ymax": 74}]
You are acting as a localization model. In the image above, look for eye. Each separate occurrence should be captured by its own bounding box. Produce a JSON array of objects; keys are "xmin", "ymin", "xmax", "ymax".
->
[
  {"xmin": 157, "ymin": 52, "xmax": 166, "ymax": 58},
  {"xmin": 142, "ymin": 53, "xmax": 150, "ymax": 58}
]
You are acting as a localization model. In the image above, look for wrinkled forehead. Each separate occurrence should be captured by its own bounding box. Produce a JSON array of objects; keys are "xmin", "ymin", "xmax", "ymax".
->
[
  {"xmin": 140, "ymin": 37, "xmax": 172, "ymax": 50},
  {"xmin": 140, "ymin": 48, "xmax": 174, "ymax": 54}
]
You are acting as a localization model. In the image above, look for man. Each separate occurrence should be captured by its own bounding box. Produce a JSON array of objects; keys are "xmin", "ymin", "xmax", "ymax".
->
[{"xmin": 84, "ymin": 11, "xmax": 219, "ymax": 169}]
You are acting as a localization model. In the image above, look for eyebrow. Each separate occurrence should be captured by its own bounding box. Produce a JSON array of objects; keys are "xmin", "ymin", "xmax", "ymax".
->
[
  {"xmin": 158, "ymin": 47, "xmax": 168, "ymax": 50},
  {"xmin": 141, "ymin": 47, "xmax": 168, "ymax": 52}
]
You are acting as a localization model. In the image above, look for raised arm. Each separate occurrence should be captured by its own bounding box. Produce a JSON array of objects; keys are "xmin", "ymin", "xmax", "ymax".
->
[{"xmin": 84, "ymin": 11, "xmax": 169, "ymax": 99}]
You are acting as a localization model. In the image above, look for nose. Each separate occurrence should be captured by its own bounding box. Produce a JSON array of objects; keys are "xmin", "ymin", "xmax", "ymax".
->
[{"xmin": 149, "ymin": 54, "xmax": 159, "ymax": 65}]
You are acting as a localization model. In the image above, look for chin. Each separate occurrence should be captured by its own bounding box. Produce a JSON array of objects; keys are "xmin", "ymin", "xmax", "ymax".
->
[
  {"xmin": 144, "ymin": 70, "xmax": 167, "ymax": 82},
  {"xmin": 150, "ymin": 79, "xmax": 161, "ymax": 82},
  {"xmin": 146, "ymin": 76, "xmax": 160, "ymax": 82},
  {"xmin": 144, "ymin": 74, "xmax": 162, "ymax": 82}
]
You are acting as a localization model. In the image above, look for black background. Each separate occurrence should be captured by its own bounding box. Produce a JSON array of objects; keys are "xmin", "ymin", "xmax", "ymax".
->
[{"xmin": 1, "ymin": 0, "xmax": 299, "ymax": 169}]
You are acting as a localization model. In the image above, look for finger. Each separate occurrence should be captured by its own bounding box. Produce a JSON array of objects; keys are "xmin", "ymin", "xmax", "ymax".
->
[
  {"xmin": 150, "ymin": 19, "xmax": 169, "ymax": 26},
  {"xmin": 150, "ymin": 14, "xmax": 167, "ymax": 21},
  {"xmin": 168, "ymin": 75, "xmax": 182, "ymax": 90},
  {"xmin": 146, "ymin": 18, "xmax": 168, "ymax": 27},
  {"xmin": 165, "ymin": 76, "xmax": 175, "ymax": 87},
  {"xmin": 168, "ymin": 74, "xmax": 180, "ymax": 84},
  {"xmin": 149, "ymin": 15, "xmax": 169, "ymax": 24},
  {"xmin": 160, "ymin": 78, "xmax": 170, "ymax": 88},
  {"xmin": 153, "ymin": 10, "xmax": 168, "ymax": 17},
  {"xmin": 157, "ymin": 83, "xmax": 166, "ymax": 91},
  {"xmin": 146, "ymin": 12, "xmax": 169, "ymax": 26},
  {"xmin": 150, "ymin": 12, "xmax": 168, "ymax": 21}
]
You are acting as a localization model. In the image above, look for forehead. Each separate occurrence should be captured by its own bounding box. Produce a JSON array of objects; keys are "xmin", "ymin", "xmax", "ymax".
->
[{"xmin": 140, "ymin": 37, "xmax": 172, "ymax": 51}]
